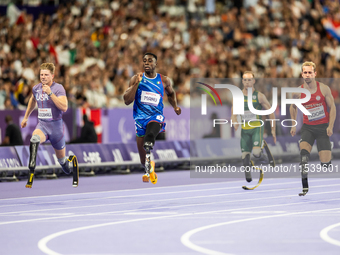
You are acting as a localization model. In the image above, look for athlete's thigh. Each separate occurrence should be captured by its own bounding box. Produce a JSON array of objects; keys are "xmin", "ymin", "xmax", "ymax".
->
[
  {"xmin": 251, "ymin": 126, "xmax": 264, "ymax": 148},
  {"xmin": 135, "ymin": 120, "xmax": 146, "ymax": 137},
  {"xmin": 147, "ymin": 114, "xmax": 166, "ymax": 133},
  {"xmin": 32, "ymin": 128, "xmax": 47, "ymax": 143},
  {"xmin": 241, "ymin": 129, "xmax": 252, "ymax": 153},
  {"xmin": 48, "ymin": 120, "xmax": 66, "ymax": 150},
  {"xmin": 34, "ymin": 121, "xmax": 49, "ymax": 143},
  {"xmin": 315, "ymin": 124, "xmax": 331, "ymax": 152},
  {"xmin": 300, "ymin": 124, "xmax": 315, "ymax": 147}
]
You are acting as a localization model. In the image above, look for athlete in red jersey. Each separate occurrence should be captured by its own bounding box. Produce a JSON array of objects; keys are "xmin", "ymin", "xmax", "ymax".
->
[
  {"xmin": 300, "ymin": 82, "xmax": 329, "ymax": 125},
  {"xmin": 290, "ymin": 62, "xmax": 336, "ymax": 196}
]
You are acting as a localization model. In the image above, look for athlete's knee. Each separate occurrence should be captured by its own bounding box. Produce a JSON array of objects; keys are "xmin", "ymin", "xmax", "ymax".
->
[
  {"xmin": 320, "ymin": 161, "xmax": 331, "ymax": 170},
  {"xmin": 300, "ymin": 149, "xmax": 310, "ymax": 164},
  {"xmin": 144, "ymin": 122, "xmax": 162, "ymax": 150},
  {"xmin": 30, "ymin": 134, "xmax": 41, "ymax": 144},
  {"xmin": 252, "ymin": 148, "xmax": 261, "ymax": 158}
]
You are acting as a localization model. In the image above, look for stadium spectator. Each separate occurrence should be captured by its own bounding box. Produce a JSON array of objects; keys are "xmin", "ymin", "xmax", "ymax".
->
[
  {"xmin": 70, "ymin": 114, "xmax": 97, "ymax": 144},
  {"xmin": 0, "ymin": 0, "xmax": 340, "ymax": 110},
  {"xmin": 1, "ymin": 115, "xmax": 23, "ymax": 146}
]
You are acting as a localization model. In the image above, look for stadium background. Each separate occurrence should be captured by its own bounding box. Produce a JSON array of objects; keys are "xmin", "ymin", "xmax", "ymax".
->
[{"xmin": 1, "ymin": 0, "xmax": 340, "ymax": 174}]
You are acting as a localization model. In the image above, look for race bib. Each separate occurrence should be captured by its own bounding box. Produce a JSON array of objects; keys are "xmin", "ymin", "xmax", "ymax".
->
[
  {"xmin": 141, "ymin": 91, "xmax": 160, "ymax": 106},
  {"xmin": 38, "ymin": 108, "xmax": 52, "ymax": 119},
  {"xmin": 307, "ymin": 105, "xmax": 326, "ymax": 121},
  {"xmin": 241, "ymin": 111, "xmax": 257, "ymax": 121}
]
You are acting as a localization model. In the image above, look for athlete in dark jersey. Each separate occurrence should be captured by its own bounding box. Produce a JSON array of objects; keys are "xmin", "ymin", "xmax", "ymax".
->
[
  {"xmin": 290, "ymin": 62, "xmax": 336, "ymax": 196},
  {"xmin": 232, "ymin": 71, "xmax": 276, "ymax": 183},
  {"xmin": 21, "ymin": 63, "xmax": 79, "ymax": 188},
  {"xmin": 124, "ymin": 53, "xmax": 181, "ymax": 184}
]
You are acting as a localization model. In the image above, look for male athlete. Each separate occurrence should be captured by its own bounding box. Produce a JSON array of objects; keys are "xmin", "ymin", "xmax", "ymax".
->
[
  {"xmin": 124, "ymin": 53, "xmax": 181, "ymax": 184},
  {"xmin": 21, "ymin": 63, "xmax": 79, "ymax": 188},
  {"xmin": 232, "ymin": 71, "xmax": 276, "ymax": 183},
  {"xmin": 290, "ymin": 62, "xmax": 336, "ymax": 196}
]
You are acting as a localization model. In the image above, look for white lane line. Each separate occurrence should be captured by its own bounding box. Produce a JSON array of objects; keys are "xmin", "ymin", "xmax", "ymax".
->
[
  {"xmin": 320, "ymin": 222, "xmax": 340, "ymax": 247},
  {"xmin": 124, "ymin": 212, "xmax": 178, "ymax": 215},
  {"xmin": 38, "ymin": 198, "xmax": 340, "ymax": 255},
  {"xmin": 0, "ymin": 178, "xmax": 335, "ymax": 209},
  {"xmin": 1, "ymin": 183, "xmax": 339, "ymax": 216},
  {"xmin": 0, "ymin": 181, "xmax": 251, "ymax": 208},
  {"xmin": 181, "ymin": 207, "xmax": 340, "ymax": 255},
  {"xmin": 0, "ymin": 178, "xmax": 336, "ymax": 203},
  {"xmin": 230, "ymin": 211, "xmax": 286, "ymax": 214},
  {"xmin": 1, "ymin": 189, "xmax": 340, "ymax": 226},
  {"xmin": 0, "ymin": 180, "xmax": 247, "ymax": 201},
  {"xmin": 38, "ymin": 213, "xmax": 193, "ymax": 255}
]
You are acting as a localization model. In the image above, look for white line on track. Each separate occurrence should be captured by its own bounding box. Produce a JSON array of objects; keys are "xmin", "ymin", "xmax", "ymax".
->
[
  {"xmin": 181, "ymin": 207, "xmax": 340, "ymax": 255},
  {"xmin": 0, "ymin": 178, "xmax": 335, "ymax": 209},
  {"xmin": 38, "ymin": 200, "xmax": 340, "ymax": 255},
  {"xmin": 0, "ymin": 180, "xmax": 248, "ymax": 201},
  {"xmin": 1, "ymin": 189, "xmax": 340, "ymax": 227},
  {"xmin": 0, "ymin": 180, "xmax": 251, "ymax": 208},
  {"xmin": 0, "ymin": 178, "xmax": 336, "ymax": 203},
  {"xmin": 0, "ymin": 183, "xmax": 339, "ymax": 216},
  {"xmin": 320, "ymin": 222, "xmax": 340, "ymax": 247}
]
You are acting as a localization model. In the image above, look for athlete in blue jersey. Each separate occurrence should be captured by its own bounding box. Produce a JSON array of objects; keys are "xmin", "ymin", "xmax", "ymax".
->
[
  {"xmin": 21, "ymin": 63, "xmax": 79, "ymax": 188},
  {"xmin": 124, "ymin": 53, "xmax": 181, "ymax": 184}
]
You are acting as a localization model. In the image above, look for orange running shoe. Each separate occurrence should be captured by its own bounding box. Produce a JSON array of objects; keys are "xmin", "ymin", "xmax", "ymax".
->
[
  {"xmin": 142, "ymin": 174, "xmax": 149, "ymax": 183},
  {"xmin": 149, "ymin": 161, "xmax": 157, "ymax": 184}
]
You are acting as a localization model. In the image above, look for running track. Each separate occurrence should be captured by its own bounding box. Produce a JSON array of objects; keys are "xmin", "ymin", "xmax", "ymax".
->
[{"xmin": 0, "ymin": 169, "xmax": 340, "ymax": 255}]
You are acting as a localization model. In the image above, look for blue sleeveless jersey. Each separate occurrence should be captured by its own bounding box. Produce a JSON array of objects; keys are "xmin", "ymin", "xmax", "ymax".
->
[{"xmin": 133, "ymin": 73, "xmax": 164, "ymax": 121}]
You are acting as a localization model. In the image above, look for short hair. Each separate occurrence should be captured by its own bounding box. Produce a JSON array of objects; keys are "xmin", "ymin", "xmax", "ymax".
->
[
  {"xmin": 242, "ymin": 71, "xmax": 255, "ymax": 78},
  {"xmin": 40, "ymin": 63, "xmax": 55, "ymax": 75},
  {"xmin": 5, "ymin": 115, "xmax": 12, "ymax": 123},
  {"xmin": 143, "ymin": 52, "xmax": 157, "ymax": 61},
  {"xmin": 301, "ymin": 61, "xmax": 316, "ymax": 72}
]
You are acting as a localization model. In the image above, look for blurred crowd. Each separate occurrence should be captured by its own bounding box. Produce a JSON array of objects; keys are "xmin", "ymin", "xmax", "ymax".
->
[{"xmin": 1, "ymin": 0, "xmax": 340, "ymax": 110}]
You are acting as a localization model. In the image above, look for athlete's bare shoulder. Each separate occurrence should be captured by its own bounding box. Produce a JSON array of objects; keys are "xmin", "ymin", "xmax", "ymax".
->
[
  {"xmin": 319, "ymin": 82, "xmax": 331, "ymax": 96},
  {"xmin": 160, "ymin": 74, "xmax": 171, "ymax": 88}
]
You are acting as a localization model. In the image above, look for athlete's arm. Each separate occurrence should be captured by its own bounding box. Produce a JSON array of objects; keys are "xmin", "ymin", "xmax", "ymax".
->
[
  {"xmin": 289, "ymin": 89, "xmax": 301, "ymax": 137},
  {"xmin": 51, "ymin": 95, "xmax": 68, "ymax": 112},
  {"xmin": 42, "ymin": 85, "xmax": 68, "ymax": 112},
  {"xmin": 21, "ymin": 95, "xmax": 37, "ymax": 128},
  {"xmin": 124, "ymin": 73, "xmax": 142, "ymax": 105},
  {"xmin": 258, "ymin": 92, "xmax": 276, "ymax": 143},
  {"xmin": 322, "ymin": 84, "xmax": 336, "ymax": 136},
  {"xmin": 163, "ymin": 76, "xmax": 181, "ymax": 115}
]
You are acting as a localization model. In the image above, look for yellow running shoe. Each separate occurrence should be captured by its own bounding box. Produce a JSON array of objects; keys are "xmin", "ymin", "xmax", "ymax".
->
[{"xmin": 149, "ymin": 161, "xmax": 157, "ymax": 184}]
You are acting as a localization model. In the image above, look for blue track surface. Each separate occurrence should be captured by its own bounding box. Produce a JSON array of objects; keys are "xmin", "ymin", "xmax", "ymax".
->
[{"xmin": 0, "ymin": 170, "xmax": 340, "ymax": 255}]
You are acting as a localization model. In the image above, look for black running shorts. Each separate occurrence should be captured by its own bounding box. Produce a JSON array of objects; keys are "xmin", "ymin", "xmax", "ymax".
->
[{"xmin": 300, "ymin": 123, "xmax": 331, "ymax": 151}]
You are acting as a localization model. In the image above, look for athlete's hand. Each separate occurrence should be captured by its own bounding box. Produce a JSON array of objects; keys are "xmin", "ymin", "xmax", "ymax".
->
[
  {"xmin": 21, "ymin": 118, "xmax": 28, "ymax": 128},
  {"xmin": 234, "ymin": 123, "xmax": 239, "ymax": 131},
  {"xmin": 327, "ymin": 126, "xmax": 333, "ymax": 137},
  {"xmin": 174, "ymin": 107, "xmax": 181, "ymax": 115},
  {"xmin": 135, "ymin": 72, "xmax": 143, "ymax": 85},
  {"xmin": 290, "ymin": 126, "xmax": 296, "ymax": 137},
  {"xmin": 42, "ymin": 85, "xmax": 51, "ymax": 94}
]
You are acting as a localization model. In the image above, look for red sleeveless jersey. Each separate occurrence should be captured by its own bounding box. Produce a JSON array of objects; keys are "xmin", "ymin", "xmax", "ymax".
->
[{"xmin": 301, "ymin": 82, "xmax": 329, "ymax": 125}]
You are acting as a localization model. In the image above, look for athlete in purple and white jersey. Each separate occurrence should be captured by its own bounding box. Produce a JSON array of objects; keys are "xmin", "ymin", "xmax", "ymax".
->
[{"xmin": 21, "ymin": 63, "xmax": 78, "ymax": 188}]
